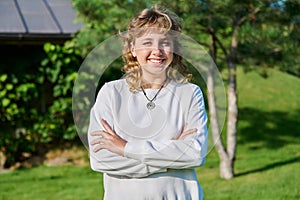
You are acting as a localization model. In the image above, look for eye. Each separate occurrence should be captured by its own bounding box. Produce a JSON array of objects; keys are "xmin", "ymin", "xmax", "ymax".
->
[
  {"xmin": 161, "ymin": 40, "xmax": 171, "ymax": 46},
  {"xmin": 142, "ymin": 41, "xmax": 152, "ymax": 46}
]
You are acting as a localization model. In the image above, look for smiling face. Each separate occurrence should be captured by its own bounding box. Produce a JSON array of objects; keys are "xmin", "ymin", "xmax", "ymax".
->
[{"xmin": 131, "ymin": 31, "xmax": 174, "ymax": 84}]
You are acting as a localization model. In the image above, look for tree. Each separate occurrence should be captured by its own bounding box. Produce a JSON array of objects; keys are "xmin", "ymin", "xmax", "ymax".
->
[
  {"xmin": 197, "ymin": 0, "xmax": 262, "ymax": 179},
  {"xmin": 179, "ymin": 0, "xmax": 300, "ymax": 179},
  {"xmin": 238, "ymin": 0, "xmax": 300, "ymax": 77},
  {"xmin": 72, "ymin": 0, "xmax": 150, "ymax": 57}
]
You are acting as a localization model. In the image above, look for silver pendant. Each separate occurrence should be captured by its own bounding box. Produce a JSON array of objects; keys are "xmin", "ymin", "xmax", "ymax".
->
[{"xmin": 146, "ymin": 102, "xmax": 155, "ymax": 110}]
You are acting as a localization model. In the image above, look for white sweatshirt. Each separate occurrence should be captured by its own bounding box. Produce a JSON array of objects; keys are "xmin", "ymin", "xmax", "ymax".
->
[{"xmin": 88, "ymin": 79, "xmax": 208, "ymax": 200}]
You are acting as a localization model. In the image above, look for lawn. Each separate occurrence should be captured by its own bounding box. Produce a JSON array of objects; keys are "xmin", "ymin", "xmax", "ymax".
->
[
  {"xmin": 200, "ymin": 67, "xmax": 300, "ymax": 200},
  {"xmin": 0, "ymin": 165, "xmax": 103, "ymax": 200},
  {"xmin": 0, "ymin": 68, "xmax": 299, "ymax": 200}
]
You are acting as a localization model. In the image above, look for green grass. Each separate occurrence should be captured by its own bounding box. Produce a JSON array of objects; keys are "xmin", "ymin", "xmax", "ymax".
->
[
  {"xmin": 0, "ymin": 68, "xmax": 299, "ymax": 200},
  {"xmin": 200, "ymin": 67, "xmax": 300, "ymax": 199},
  {"xmin": 0, "ymin": 166, "xmax": 104, "ymax": 200}
]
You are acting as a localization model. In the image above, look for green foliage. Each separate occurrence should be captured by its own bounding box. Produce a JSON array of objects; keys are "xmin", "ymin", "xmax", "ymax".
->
[
  {"xmin": 0, "ymin": 74, "xmax": 37, "ymax": 122},
  {"xmin": 72, "ymin": 0, "xmax": 148, "ymax": 56},
  {"xmin": 237, "ymin": 0, "xmax": 300, "ymax": 76},
  {"xmin": 36, "ymin": 42, "xmax": 81, "ymax": 141},
  {"xmin": 72, "ymin": 0, "xmax": 300, "ymax": 77},
  {"xmin": 0, "ymin": 41, "xmax": 81, "ymax": 166}
]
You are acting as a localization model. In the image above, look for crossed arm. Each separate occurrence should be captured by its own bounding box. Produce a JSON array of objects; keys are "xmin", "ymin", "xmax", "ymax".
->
[
  {"xmin": 90, "ymin": 119, "xmax": 197, "ymax": 157},
  {"xmin": 88, "ymin": 83, "xmax": 208, "ymax": 177}
]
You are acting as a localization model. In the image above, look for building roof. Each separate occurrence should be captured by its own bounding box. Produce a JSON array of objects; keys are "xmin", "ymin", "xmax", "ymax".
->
[{"xmin": 0, "ymin": 0, "xmax": 82, "ymax": 44}]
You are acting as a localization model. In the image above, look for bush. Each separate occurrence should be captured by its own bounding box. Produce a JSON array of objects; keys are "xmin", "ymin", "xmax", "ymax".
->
[{"xmin": 0, "ymin": 41, "xmax": 82, "ymax": 167}]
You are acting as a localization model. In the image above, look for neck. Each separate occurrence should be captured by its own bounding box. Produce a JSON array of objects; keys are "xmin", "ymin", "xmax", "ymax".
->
[
  {"xmin": 141, "ymin": 74, "xmax": 168, "ymax": 88},
  {"xmin": 142, "ymin": 77, "xmax": 168, "ymax": 89}
]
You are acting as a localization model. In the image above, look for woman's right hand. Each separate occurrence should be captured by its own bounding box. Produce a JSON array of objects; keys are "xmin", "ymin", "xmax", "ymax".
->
[{"xmin": 90, "ymin": 119, "xmax": 127, "ymax": 156}]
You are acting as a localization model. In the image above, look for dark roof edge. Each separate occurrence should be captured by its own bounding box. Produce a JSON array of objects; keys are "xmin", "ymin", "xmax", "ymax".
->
[{"xmin": 0, "ymin": 33, "xmax": 74, "ymax": 45}]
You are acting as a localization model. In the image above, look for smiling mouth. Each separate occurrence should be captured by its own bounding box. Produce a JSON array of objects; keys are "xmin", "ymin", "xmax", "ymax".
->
[{"xmin": 148, "ymin": 59, "xmax": 165, "ymax": 64}]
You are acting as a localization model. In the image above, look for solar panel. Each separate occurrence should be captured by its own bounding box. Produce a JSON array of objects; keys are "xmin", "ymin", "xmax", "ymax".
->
[
  {"xmin": 0, "ymin": 0, "xmax": 25, "ymax": 33},
  {"xmin": 0, "ymin": 0, "xmax": 81, "ymax": 35},
  {"xmin": 48, "ymin": 0, "xmax": 81, "ymax": 33}
]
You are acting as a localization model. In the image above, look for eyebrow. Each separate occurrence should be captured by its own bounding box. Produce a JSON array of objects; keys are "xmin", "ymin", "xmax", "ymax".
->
[
  {"xmin": 139, "ymin": 37, "xmax": 169, "ymax": 41},
  {"xmin": 140, "ymin": 38, "xmax": 153, "ymax": 41}
]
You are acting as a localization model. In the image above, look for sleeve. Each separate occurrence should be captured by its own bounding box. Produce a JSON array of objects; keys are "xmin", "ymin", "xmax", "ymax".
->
[
  {"xmin": 123, "ymin": 86, "xmax": 208, "ymax": 169},
  {"xmin": 88, "ymin": 83, "xmax": 167, "ymax": 178}
]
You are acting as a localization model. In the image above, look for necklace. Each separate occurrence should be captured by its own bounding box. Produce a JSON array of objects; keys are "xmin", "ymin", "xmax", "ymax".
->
[{"xmin": 141, "ymin": 80, "xmax": 167, "ymax": 110}]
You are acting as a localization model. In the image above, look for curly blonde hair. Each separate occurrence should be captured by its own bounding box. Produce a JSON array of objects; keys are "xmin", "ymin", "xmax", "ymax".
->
[{"xmin": 122, "ymin": 5, "xmax": 192, "ymax": 92}]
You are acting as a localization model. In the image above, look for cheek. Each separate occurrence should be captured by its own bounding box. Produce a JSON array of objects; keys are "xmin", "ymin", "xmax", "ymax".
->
[
  {"xmin": 166, "ymin": 53, "xmax": 174, "ymax": 66},
  {"xmin": 166, "ymin": 52, "xmax": 174, "ymax": 60},
  {"xmin": 136, "ymin": 50, "xmax": 150, "ymax": 59},
  {"xmin": 134, "ymin": 52, "xmax": 147, "ymax": 65},
  {"xmin": 164, "ymin": 45, "xmax": 174, "ymax": 55},
  {"xmin": 135, "ymin": 49, "xmax": 146, "ymax": 55}
]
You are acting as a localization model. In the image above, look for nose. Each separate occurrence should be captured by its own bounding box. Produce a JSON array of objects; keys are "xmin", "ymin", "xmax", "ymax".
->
[{"xmin": 151, "ymin": 43, "xmax": 163, "ymax": 55}]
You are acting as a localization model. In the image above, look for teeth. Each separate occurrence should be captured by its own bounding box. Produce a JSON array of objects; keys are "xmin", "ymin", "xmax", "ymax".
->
[{"xmin": 149, "ymin": 59, "xmax": 162, "ymax": 63}]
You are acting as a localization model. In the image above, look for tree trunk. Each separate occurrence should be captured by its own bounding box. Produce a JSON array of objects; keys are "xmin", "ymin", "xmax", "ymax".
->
[
  {"xmin": 207, "ymin": 33, "xmax": 232, "ymax": 178},
  {"xmin": 220, "ymin": 156, "xmax": 234, "ymax": 179},
  {"xmin": 207, "ymin": 62, "xmax": 229, "ymax": 175},
  {"xmin": 220, "ymin": 26, "xmax": 239, "ymax": 179},
  {"xmin": 205, "ymin": 4, "xmax": 259, "ymax": 180},
  {"xmin": 218, "ymin": 6, "xmax": 261, "ymax": 179},
  {"xmin": 209, "ymin": 26, "xmax": 239, "ymax": 179},
  {"xmin": 221, "ymin": 62, "xmax": 237, "ymax": 179}
]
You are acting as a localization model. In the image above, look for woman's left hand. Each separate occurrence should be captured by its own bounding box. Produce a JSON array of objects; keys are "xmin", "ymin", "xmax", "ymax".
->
[{"xmin": 90, "ymin": 119, "xmax": 127, "ymax": 156}]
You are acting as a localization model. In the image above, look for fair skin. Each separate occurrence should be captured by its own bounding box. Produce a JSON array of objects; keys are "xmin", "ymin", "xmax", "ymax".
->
[
  {"xmin": 131, "ymin": 31, "xmax": 173, "ymax": 85},
  {"xmin": 90, "ymin": 30, "xmax": 197, "ymax": 156}
]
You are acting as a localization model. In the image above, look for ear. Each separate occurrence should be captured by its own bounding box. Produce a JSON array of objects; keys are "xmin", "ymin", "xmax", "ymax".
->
[
  {"xmin": 130, "ymin": 46, "xmax": 136, "ymax": 57},
  {"xmin": 130, "ymin": 43, "xmax": 136, "ymax": 57}
]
